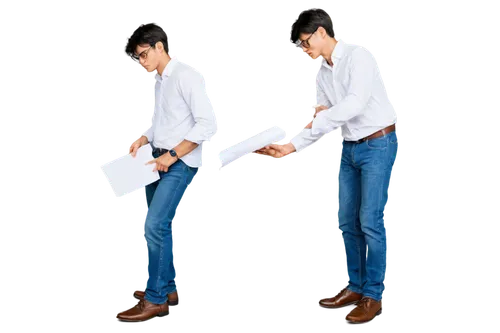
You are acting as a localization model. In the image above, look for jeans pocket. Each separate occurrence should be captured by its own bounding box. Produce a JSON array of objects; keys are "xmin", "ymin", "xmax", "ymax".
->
[
  {"xmin": 366, "ymin": 136, "xmax": 388, "ymax": 150},
  {"xmin": 389, "ymin": 132, "xmax": 401, "ymax": 145}
]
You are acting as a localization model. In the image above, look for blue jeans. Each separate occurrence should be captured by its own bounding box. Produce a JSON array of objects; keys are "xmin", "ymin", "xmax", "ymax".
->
[
  {"xmin": 339, "ymin": 131, "xmax": 397, "ymax": 301},
  {"xmin": 143, "ymin": 152, "xmax": 198, "ymax": 304}
]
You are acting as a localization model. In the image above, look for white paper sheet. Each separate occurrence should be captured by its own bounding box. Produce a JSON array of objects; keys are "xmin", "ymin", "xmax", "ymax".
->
[
  {"xmin": 101, "ymin": 144, "xmax": 159, "ymax": 197},
  {"xmin": 219, "ymin": 126, "xmax": 286, "ymax": 168}
]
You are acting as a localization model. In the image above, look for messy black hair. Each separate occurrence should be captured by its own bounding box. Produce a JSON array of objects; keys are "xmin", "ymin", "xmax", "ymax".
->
[
  {"xmin": 125, "ymin": 23, "xmax": 169, "ymax": 60},
  {"xmin": 290, "ymin": 9, "xmax": 335, "ymax": 44}
]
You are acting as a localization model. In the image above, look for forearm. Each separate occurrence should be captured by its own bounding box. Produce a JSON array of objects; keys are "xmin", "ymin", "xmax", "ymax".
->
[{"xmin": 173, "ymin": 139, "xmax": 199, "ymax": 159}]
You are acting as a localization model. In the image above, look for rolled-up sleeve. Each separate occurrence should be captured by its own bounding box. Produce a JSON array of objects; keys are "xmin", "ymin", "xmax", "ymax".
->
[{"xmin": 180, "ymin": 71, "xmax": 217, "ymax": 144}]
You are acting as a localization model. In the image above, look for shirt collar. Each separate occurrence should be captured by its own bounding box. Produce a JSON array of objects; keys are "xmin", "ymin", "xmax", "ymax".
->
[
  {"xmin": 323, "ymin": 39, "xmax": 345, "ymax": 68},
  {"xmin": 332, "ymin": 39, "xmax": 345, "ymax": 59},
  {"xmin": 155, "ymin": 57, "xmax": 179, "ymax": 81}
]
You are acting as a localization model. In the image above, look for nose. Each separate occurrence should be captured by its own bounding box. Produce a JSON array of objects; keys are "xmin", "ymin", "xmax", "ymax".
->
[{"xmin": 301, "ymin": 45, "xmax": 308, "ymax": 52}]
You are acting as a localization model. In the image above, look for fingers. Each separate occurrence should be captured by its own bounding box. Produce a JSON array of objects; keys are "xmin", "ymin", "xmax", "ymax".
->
[
  {"xmin": 148, "ymin": 159, "xmax": 169, "ymax": 173},
  {"xmin": 130, "ymin": 143, "xmax": 140, "ymax": 157},
  {"xmin": 153, "ymin": 162, "xmax": 168, "ymax": 173},
  {"xmin": 254, "ymin": 149, "xmax": 271, "ymax": 156}
]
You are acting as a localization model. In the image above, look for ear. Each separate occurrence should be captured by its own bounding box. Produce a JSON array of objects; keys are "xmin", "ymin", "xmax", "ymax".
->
[
  {"xmin": 155, "ymin": 41, "xmax": 164, "ymax": 52},
  {"xmin": 317, "ymin": 26, "xmax": 327, "ymax": 38}
]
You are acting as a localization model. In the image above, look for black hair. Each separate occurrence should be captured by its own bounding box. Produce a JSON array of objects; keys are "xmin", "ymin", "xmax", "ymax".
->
[
  {"xmin": 125, "ymin": 23, "xmax": 169, "ymax": 59},
  {"xmin": 290, "ymin": 9, "xmax": 335, "ymax": 44}
]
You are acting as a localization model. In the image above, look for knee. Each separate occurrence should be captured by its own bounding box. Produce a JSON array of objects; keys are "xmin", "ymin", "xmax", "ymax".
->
[
  {"xmin": 144, "ymin": 217, "xmax": 161, "ymax": 245},
  {"xmin": 359, "ymin": 211, "xmax": 385, "ymax": 240},
  {"xmin": 339, "ymin": 213, "xmax": 362, "ymax": 235}
]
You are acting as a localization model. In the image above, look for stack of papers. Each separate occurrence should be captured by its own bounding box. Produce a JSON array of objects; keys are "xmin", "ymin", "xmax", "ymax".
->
[
  {"xmin": 219, "ymin": 126, "xmax": 286, "ymax": 168},
  {"xmin": 101, "ymin": 144, "xmax": 159, "ymax": 197}
]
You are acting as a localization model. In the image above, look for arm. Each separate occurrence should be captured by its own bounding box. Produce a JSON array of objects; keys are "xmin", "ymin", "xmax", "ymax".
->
[
  {"xmin": 288, "ymin": 76, "xmax": 332, "ymax": 153},
  {"xmin": 143, "ymin": 126, "xmax": 153, "ymax": 143},
  {"xmin": 180, "ymin": 70, "xmax": 217, "ymax": 144},
  {"xmin": 311, "ymin": 47, "xmax": 376, "ymax": 136},
  {"xmin": 172, "ymin": 139, "xmax": 199, "ymax": 159},
  {"xmin": 143, "ymin": 81, "xmax": 161, "ymax": 143}
]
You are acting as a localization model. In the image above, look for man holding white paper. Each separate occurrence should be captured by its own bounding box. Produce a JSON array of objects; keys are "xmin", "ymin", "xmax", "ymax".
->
[
  {"xmin": 256, "ymin": 9, "xmax": 397, "ymax": 324},
  {"xmin": 116, "ymin": 23, "xmax": 217, "ymax": 322}
]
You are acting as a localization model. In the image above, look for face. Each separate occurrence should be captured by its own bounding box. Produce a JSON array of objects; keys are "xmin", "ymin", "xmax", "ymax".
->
[
  {"xmin": 134, "ymin": 43, "xmax": 160, "ymax": 72},
  {"xmin": 297, "ymin": 29, "xmax": 323, "ymax": 59}
]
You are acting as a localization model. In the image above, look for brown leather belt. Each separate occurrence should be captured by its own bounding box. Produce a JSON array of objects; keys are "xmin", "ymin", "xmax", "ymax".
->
[
  {"xmin": 152, "ymin": 147, "xmax": 170, "ymax": 156},
  {"xmin": 353, "ymin": 124, "xmax": 396, "ymax": 143}
]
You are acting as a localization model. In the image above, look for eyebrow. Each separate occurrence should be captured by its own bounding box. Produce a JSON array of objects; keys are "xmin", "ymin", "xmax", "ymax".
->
[{"xmin": 135, "ymin": 48, "xmax": 149, "ymax": 57}]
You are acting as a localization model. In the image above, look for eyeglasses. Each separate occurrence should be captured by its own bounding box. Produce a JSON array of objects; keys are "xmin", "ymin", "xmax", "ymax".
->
[
  {"xmin": 131, "ymin": 46, "xmax": 153, "ymax": 62},
  {"xmin": 295, "ymin": 29, "xmax": 318, "ymax": 48}
]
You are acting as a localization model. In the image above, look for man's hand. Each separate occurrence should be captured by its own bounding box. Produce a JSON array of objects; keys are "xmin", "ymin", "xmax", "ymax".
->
[
  {"xmin": 303, "ymin": 105, "xmax": 328, "ymax": 129},
  {"xmin": 129, "ymin": 136, "xmax": 149, "ymax": 157},
  {"xmin": 314, "ymin": 105, "xmax": 328, "ymax": 118},
  {"xmin": 254, "ymin": 143, "xmax": 296, "ymax": 158},
  {"xmin": 145, "ymin": 153, "xmax": 177, "ymax": 173}
]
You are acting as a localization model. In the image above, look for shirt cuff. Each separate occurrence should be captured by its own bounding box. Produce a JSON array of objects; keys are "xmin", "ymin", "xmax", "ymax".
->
[
  {"xmin": 184, "ymin": 125, "xmax": 217, "ymax": 145},
  {"xmin": 143, "ymin": 127, "xmax": 154, "ymax": 143},
  {"xmin": 311, "ymin": 112, "xmax": 336, "ymax": 136},
  {"xmin": 290, "ymin": 129, "xmax": 323, "ymax": 153}
]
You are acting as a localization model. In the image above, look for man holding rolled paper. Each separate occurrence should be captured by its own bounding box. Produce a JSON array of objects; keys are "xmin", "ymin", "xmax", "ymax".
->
[
  {"xmin": 255, "ymin": 9, "xmax": 397, "ymax": 324},
  {"xmin": 117, "ymin": 23, "xmax": 217, "ymax": 322}
]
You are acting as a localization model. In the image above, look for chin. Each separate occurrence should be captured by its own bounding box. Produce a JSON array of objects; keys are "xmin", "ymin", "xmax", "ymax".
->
[
  {"xmin": 310, "ymin": 53, "xmax": 320, "ymax": 59},
  {"xmin": 306, "ymin": 54, "xmax": 315, "ymax": 61}
]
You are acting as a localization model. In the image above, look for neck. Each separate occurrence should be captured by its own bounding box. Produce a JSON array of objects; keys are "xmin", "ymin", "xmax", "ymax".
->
[
  {"xmin": 322, "ymin": 38, "xmax": 338, "ymax": 66},
  {"xmin": 157, "ymin": 54, "xmax": 172, "ymax": 76}
]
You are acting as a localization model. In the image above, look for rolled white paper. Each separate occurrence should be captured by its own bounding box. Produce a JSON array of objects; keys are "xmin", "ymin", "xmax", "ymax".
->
[{"xmin": 217, "ymin": 125, "xmax": 287, "ymax": 169}]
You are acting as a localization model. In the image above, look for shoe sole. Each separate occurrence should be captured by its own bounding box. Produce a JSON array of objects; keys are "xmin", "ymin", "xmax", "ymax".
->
[
  {"xmin": 115, "ymin": 309, "xmax": 172, "ymax": 325},
  {"xmin": 345, "ymin": 308, "xmax": 384, "ymax": 326},
  {"xmin": 319, "ymin": 301, "xmax": 359, "ymax": 311},
  {"xmin": 134, "ymin": 295, "xmax": 178, "ymax": 306},
  {"xmin": 319, "ymin": 300, "xmax": 361, "ymax": 309}
]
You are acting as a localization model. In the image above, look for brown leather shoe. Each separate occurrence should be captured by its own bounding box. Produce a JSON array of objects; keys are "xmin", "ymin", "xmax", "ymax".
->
[
  {"xmin": 133, "ymin": 290, "xmax": 179, "ymax": 306},
  {"xmin": 319, "ymin": 287, "xmax": 363, "ymax": 308},
  {"xmin": 117, "ymin": 299, "xmax": 169, "ymax": 322},
  {"xmin": 345, "ymin": 297, "xmax": 382, "ymax": 323}
]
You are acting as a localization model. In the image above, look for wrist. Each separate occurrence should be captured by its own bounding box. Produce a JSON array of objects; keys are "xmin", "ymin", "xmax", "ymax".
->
[
  {"xmin": 140, "ymin": 135, "xmax": 149, "ymax": 145},
  {"xmin": 284, "ymin": 142, "xmax": 296, "ymax": 155},
  {"xmin": 169, "ymin": 148, "xmax": 180, "ymax": 161}
]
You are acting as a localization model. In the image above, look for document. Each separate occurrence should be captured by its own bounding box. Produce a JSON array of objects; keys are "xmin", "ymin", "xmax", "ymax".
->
[
  {"xmin": 219, "ymin": 126, "xmax": 286, "ymax": 168},
  {"xmin": 101, "ymin": 144, "xmax": 159, "ymax": 197}
]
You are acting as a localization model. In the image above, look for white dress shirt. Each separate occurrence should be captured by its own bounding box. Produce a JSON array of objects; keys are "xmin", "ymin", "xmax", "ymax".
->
[
  {"xmin": 143, "ymin": 58, "xmax": 217, "ymax": 167},
  {"xmin": 290, "ymin": 40, "xmax": 397, "ymax": 152}
]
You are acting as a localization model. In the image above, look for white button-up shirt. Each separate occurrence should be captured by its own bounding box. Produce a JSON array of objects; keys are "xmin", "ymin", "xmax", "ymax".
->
[
  {"xmin": 143, "ymin": 58, "xmax": 217, "ymax": 167},
  {"xmin": 290, "ymin": 40, "xmax": 397, "ymax": 152}
]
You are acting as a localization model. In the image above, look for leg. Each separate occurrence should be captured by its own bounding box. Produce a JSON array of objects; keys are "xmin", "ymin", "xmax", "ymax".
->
[
  {"xmin": 144, "ymin": 160, "xmax": 197, "ymax": 304},
  {"xmin": 357, "ymin": 132, "xmax": 398, "ymax": 301},
  {"xmin": 338, "ymin": 141, "xmax": 366, "ymax": 294},
  {"xmin": 145, "ymin": 179, "xmax": 159, "ymax": 207},
  {"xmin": 142, "ymin": 181, "xmax": 159, "ymax": 240}
]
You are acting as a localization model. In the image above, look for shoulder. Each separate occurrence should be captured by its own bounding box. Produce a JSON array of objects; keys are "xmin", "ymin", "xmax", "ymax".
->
[
  {"xmin": 173, "ymin": 61, "xmax": 204, "ymax": 83},
  {"xmin": 345, "ymin": 44, "xmax": 375, "ymax": 63}
]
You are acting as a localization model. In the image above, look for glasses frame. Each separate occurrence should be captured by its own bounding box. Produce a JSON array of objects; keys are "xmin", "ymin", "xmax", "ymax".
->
[
  {"xmin": 295, "ymin": 28, "xmax": 318, "ymax": 48},
  {"xmin": 132, "ymin": 45, "xmax": 153, "ymax": 62}
]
